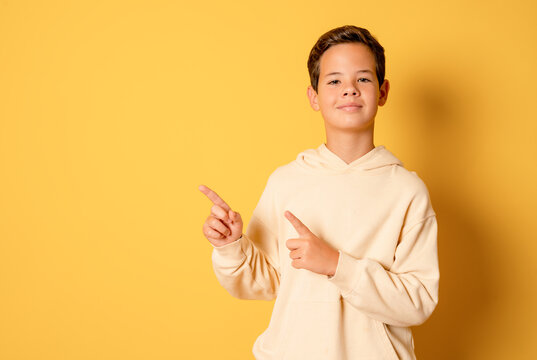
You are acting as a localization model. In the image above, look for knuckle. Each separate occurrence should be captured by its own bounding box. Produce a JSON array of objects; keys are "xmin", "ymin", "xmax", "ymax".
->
[
  {"xmin": 211, "ymin": 229, "xmax": 221, "ymax": 238},
  {"xmin": 211, "ymin": 205, "xmax": 220, "ymax": 215},
  {"xmin": 210, "ymin": 217, "xmax": 219, "ymax": 226}
]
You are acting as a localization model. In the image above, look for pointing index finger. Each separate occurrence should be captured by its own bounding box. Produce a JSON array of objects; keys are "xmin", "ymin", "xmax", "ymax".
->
[
  {"xmin": 284, "ymin": 210, "xmax": 309, "ymax": 236},
  {"xmin": 198, "ymin": 184, "xmax": 231, "ymax": 212}
]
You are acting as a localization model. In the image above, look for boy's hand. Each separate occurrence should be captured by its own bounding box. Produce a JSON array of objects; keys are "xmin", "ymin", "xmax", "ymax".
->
[
  {"xmin": 284, "ymin": 210, "xmax": 340, "ymax": 277},
  {"xmin": 199, "ymin": 184, "xmax": 243, "ymax": 247}
]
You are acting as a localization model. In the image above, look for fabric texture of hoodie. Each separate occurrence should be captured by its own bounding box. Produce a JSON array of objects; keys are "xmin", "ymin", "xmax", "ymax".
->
[{"xmin": 211, "ymin": 143, "xmax": 439, "ymax": 360}]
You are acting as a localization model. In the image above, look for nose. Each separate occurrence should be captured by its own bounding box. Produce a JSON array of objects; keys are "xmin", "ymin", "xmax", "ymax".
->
[{"xmin": 342, "ymin": 83, "xmax": 359, "ymax": 96}]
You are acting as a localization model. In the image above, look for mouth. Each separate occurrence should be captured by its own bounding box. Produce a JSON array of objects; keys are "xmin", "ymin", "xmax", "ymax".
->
[{"xmin": 337, "ymin": 105, "xmax": 363, "ymax": 112}]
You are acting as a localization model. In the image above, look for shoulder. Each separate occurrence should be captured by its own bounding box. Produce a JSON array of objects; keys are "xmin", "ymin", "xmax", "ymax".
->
[
  {"xmin": 258, "ymin": 158, "xmax": 316, "ymax": 205},
  {"xmin": 391, "ymin": 166, "xmax": 436, "ymax": 229},
  {"xmin": 254, "ymin": 160, "xmax": 297, "ymax": 200},
  {"xmin": 264, "ymin": 158, "xmax": 303, "ymax": 184},
  {"xmin": 392, "ymin": 166, "xmax": 431, "ymax": 197}
]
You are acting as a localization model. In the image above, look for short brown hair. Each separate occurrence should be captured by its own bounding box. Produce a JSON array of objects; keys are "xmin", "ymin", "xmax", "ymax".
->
[{"xmin": 307, "ymin": 25, "xmax": 385, "ymax": 92}]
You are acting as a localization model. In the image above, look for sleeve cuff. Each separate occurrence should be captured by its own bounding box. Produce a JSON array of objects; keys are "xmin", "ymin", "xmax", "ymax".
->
[
  {"xmin": 211, "ymin": 235, "xmax": 247, "ymax": 267},
  {"xmin": 327, "ymin": 250, "xmax": 367, "ymax": 297}
]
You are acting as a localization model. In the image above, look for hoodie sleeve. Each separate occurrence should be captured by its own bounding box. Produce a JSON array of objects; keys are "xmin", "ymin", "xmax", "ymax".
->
[
  {"xmin": 210, "ymin": 173, "xmax": 281, "ymax": 300},
  {"xmin": 327, "ymin": 180, "xmax": 439, "ymax": 327}
]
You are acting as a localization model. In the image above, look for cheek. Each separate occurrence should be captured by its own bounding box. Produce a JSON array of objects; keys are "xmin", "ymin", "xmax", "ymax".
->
[
  {"xmin": 323, "ymin": 94, "xmax": 339, "ymax": 108},
  {"xmin": 364, "ymin": 89, "xmax": 380, "ymax": 104},
  {"xmin": 319, "ymin": 107, "xmax": 332, "ymax": 120}
]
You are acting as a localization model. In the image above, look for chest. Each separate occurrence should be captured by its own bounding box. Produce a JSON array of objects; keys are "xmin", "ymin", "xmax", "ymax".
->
[{"xmin": 275, "ymin": 176, "xmax": 408, "ymax": 270}]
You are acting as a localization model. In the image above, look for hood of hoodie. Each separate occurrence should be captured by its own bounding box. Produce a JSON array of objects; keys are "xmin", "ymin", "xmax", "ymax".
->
[{"xmin": 293, "ymin": 143, "xmax": 404, "ymax": 174}]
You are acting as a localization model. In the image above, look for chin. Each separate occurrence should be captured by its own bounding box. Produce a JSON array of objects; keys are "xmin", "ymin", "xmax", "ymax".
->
[{"xmin": 328, "ymin": 117, "xmax": 374, "ymax": 127}]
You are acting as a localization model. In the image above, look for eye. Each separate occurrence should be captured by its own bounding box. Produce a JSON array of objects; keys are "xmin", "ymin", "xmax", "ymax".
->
[
  {"xmin": 328, "ymin": 79, "xmax": 340, "ymax": 85},
  {"xmin": 358, "ymin": 78, "xmax": 371, "ymax": 83}
]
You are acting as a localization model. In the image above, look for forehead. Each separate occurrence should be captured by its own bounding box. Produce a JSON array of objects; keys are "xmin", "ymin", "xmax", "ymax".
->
[{"xmin": 319, "ymin": 43, "xmax": 376, "ymax": 75}]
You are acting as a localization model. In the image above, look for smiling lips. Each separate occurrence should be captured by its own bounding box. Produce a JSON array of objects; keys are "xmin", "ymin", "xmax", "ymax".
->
[{"xmin": 337, "ymin": 103, "xmax": 363, "ymax": 112}]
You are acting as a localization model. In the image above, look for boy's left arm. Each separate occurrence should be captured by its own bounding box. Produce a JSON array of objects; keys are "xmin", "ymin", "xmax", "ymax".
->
[
  {"xmin": 285, "ymin": 178, "xmax": 439, "ymax": 328},
  {"xmin": 326, "ymin": 183, "xmax": 439, "ymax": 328},
  {"xmin": 328, "ymin": 213, "xmax": 438, "ymax": 327}
]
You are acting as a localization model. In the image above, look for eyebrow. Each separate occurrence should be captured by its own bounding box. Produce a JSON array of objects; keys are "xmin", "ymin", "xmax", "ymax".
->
[{"xmin": 324, "ymin": 70, "xmax": 374, "ymax": 77}]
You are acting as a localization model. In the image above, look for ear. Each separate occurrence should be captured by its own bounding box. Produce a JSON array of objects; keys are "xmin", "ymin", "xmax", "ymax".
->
[
  {"xmin": 307, "ymin": 85, "xmax": 320, "ymax": 111},
  {"xmin": 378, "ymin": 79, "xmax": 390, "ymax": 106}
]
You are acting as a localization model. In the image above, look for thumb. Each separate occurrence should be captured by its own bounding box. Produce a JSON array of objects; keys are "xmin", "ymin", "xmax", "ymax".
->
[
  {"xmin": 229, "ymin": 209, "xmax": 240, "ymax": 223},
  {"xmin": 229, "ymin": 210, "xmax": 243, "ymax": 234}
]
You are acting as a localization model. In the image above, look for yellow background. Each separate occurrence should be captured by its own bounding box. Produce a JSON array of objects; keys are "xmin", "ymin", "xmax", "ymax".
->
[{"xmin": 1, "ymin": 0, "xmax": 536, "ymax": 359}]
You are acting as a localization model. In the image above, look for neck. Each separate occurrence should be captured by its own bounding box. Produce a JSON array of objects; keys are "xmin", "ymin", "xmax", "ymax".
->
[{"xmin": 325, "ymin": 128, "xmax": 375, "ymax": 165}]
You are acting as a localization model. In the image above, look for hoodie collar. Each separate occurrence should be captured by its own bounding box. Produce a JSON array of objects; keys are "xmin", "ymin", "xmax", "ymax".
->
[{"xmin": 294, "ymin": 143, "xmax": 404, "ymax": 173}]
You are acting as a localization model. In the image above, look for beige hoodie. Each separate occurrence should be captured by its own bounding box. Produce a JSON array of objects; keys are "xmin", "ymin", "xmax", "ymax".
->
[{"xmin": 211, "ymin": 143, "xmax": 439, "ymax": 360}]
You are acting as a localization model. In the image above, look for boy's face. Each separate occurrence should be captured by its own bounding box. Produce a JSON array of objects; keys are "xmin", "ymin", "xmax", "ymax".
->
[{"xmin": 307, "ymin": 43, "xmax": 389, "ymax": 134}]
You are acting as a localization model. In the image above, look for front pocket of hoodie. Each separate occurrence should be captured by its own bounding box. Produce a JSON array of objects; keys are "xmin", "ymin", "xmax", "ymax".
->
[
  {"xmin": 278, "ymin": 300, "xmax": 398, "ymax": 360},
  {"xmin": 255, "ymin": 299, "xmax": 293, "ymax": 357},
  {"xmin": 281, "ymin": 301, "xmax": 344, "ymax": 360},
  {"xmin": 280, "ymin": 299, "xmax": 404, "ymax": 360}
]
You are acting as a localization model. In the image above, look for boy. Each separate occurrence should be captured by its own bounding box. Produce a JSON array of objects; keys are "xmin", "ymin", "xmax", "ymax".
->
[{"xmin": 199, "ymin": 25, "xmax": 439, "ymax": 360}]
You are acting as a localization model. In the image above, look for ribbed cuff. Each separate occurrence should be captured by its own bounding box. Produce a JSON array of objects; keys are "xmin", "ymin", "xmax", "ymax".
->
[
  {"xmin": 211, "ymin": 235, "xmax": 246, "ymax": 267},
  {"xmin": 327, "ymin": 250, "xmax": 366, "ymax": 297}
]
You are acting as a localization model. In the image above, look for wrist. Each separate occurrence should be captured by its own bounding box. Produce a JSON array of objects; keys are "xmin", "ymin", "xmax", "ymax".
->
[{"xmin": 327, "ymin": 249, "xmax": 340, "ymax": 277}]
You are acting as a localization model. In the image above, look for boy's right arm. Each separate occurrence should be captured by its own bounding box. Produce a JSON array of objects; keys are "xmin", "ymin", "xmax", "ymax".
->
[
  {"xmin": 211, "ymin": 215, "xmax": 280, "ymax": 300},
  {"xmin": 200, "ymin": 181, "xmax": 281, "ymax": 300}
]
